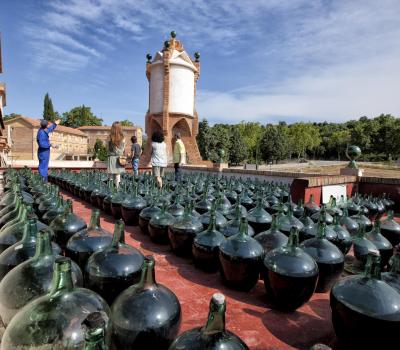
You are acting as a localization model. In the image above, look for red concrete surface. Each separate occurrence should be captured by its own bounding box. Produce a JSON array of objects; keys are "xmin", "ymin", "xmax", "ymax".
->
[{"xmin": 64, "ymin": 191, "xmax": 337, "ymax": 350}]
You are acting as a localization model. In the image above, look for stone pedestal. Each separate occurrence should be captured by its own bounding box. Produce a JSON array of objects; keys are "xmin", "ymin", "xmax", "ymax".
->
[
  {"xmin": 340, "ymin": 167, "xmax": 364, "ymax": 177},
  {"xmin": 213, "ymin": 163, "xmax": 228, "ymax": 172}
]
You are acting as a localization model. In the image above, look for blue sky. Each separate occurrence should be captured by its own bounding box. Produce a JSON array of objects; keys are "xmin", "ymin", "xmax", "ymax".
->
[{"xmin": 0, "ymin": 0, "xmax": 399, "ymax": 129}]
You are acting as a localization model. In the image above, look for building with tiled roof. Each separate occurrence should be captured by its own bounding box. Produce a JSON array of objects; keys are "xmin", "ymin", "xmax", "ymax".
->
[
  {"xmin": 78, "ymin": 124, "xmax": 142, "ymax": 155},
  {"xmin": 4, "ymin": 115, "xmax": 89, "ymax": 160}
]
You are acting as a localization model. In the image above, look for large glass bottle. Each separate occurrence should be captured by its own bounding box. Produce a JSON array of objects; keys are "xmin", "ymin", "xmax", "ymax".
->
[
  {"xmin": 169, "ymin": 293, "xmax": 249, "ymax": 350},
  {"xmin": 138, "ymin": 197, "xmax": 161, "ymax": 234},
  {"xmin": 263, "ymin": 228, "xmax": 318, "ymax": 311},
  {"xmin": 66, "ymin": 209, "xmax": 113, "ymax": 270},
  {"xmin": 1, "ymin": 257, "xmax": 111, "ymax": 349},
  {"xmin": 331, "ymin": 215, "xmax": 352, "ymax": 254},
  {"xmin": 168, "ymin": 203, "xmax": 203, "ymax": 257},
  {"xmin": 121, "ymin": 184, "xmax": 147, "ymax": 226},
  {"xmin": 85, "ymin": 220, "xmax": 144, "ymax": 305},
  {"xmin": 304, "ymin": 194, "xmax": 320, "ymax": 215},
  {"xmin": 50, "ymin": 199, "xmax": 87, "ymax": 251},
  {"xmin": 330, "ymin": 253, "xmax": 400, "ymax": 349},
  {"xmin": 366, "ymin": 220, "xmax": 393, "ymax": 267},
  {"xmin": 0, "ymin": 230, "xmax": 82, "ymax": 326},
  {"xmin": 301, "ymin": 223, "xmax": 344, "ymax": 292},
  {"xmin": 221, "ymin": 202, "xmax": 255, "ymax": 237},
  {"xmin": 219, "ymin": 217, "xmax": 264, "ymax": 291},
  {"xmin": 382, "ymin": 245, "xmax": 400, "ymax": 292},
  {"xmin": 82, "ymin": 312, "xmax": 107, "ymax": 350},
  {"xmin": 255, "ymin": 214, "xmax": 288, "ymax": 254},
  {"xmin": 380, "ymin": 210, "xmax": 400, "ymax": 246},
  {"xmin": 111, "ymin": 255, "xmax": 181, "ymax": 349},
  {"xmin": 0, "ymin": 218, "xmax": 61, "ymax": 281},
  {"xmin": 42, "ymin": 194, "xmax": 65, "ymax": 225},
  {"xmin": 246, "ymin": 197, "xmax": 272, "ymax": 234},
  {"xmin": 148, "ymin": 203, "xmax": 176, "ymax": 244},
  {"xmin": 192, "ymin": 212, "xmax": 225, "ymax": 272}
]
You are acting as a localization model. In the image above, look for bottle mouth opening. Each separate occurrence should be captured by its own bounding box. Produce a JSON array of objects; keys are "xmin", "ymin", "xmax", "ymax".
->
[
  {"xmin": 212, "ymin": 292, "xmax": 225, "ymax": 305},
  {"xmin": 54, "ymin": 257, "xmax": 71, "ymax": 271},
  {"xmin": 144, "ymin": 255, "xmax": 155, "ymax": 265}
]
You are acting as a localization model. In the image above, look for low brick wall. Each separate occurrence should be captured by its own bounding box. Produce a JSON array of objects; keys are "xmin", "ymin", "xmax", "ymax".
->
[{"xmin": 291, "ymin": 174, "xmax": 399, "ymax": 211}]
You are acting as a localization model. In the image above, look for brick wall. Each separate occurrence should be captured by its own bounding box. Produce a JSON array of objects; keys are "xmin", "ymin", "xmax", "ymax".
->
[{"xmin": 10, "ymin": 126, "xmax": 33, "ymax": 159}]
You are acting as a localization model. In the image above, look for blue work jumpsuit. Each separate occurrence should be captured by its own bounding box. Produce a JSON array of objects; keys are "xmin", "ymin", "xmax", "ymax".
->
[{"xmin": 37, "ymin": 123, "xmax": 57, "ymax": 181}]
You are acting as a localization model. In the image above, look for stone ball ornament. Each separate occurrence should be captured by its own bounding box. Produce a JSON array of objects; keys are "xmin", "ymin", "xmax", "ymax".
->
[
  {"xmin": 171, "ymin": 31, "xmax": 177, "ymax": 38},
  {"xmin": 346, "ymin": 145, "xmax": 361, "ymax": 169},
  {"xmin": 218, "ymin": 148, "xmax": 226, "ymax": 163},
  {"xmin": 164, "ymin": 40, "xmax": 171, "ymax": 49},
  {"xmin": 146, "ymin": 53, "xmax": 152, "ymax": 63},
  {"xmin": 194, "ymin": 52, "xmax": 200, "ymax": 62}
]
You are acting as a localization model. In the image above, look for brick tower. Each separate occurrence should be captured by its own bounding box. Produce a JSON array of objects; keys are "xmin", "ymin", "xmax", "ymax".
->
[{"xmin": 140, "ymin": 31, "xmax": 203, "ymax": 166}]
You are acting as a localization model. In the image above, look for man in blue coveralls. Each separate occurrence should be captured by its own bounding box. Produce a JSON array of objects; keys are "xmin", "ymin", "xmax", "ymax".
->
[{"xmin": 37, "ymin": 118, "xmax": 60, "ymax": 181}]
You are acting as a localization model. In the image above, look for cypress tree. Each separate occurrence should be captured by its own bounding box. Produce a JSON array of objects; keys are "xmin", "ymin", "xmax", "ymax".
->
[{"xmin": 43, "ymin": 93, "xmax": 55, "ymax": 121}]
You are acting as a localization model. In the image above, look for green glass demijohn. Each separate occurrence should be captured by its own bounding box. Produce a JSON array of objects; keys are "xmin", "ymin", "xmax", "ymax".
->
[
  {"xmin": 219, "ymin": 217, "xmax": 264, "ymax": 291},
  {"xmin": 0, "ymin": 230, "xmax": 82, "ymax": 326},
  {"xmin": 366, "ymin": 220, "xmax": 393, "ymax": 268},
  {"xmin": 246, "ymin": 197, "xmax": 272, "ymax": 234},
  {"xmin": 65, "ymin": 209, "xmax": 113, "ymax": 270},
  {"xmin": 262, "ymin": 228, "xmax": 319, "ymax": 311},
  {"xmin": 82, "ymin": 312, "xmax": 108, "ymax": 350},
  {"xmin": 50, "ymin": 199, "xmax": 87, "ymax": 251},
  {"xmin": 192, "ymin": 212, "xmax": 225, "ymax": 272},
  {"xmin": 111, "ymin": 255, "xmax": 181, "ymax": 349},
  {"xmin": 0, "ymin": 218, "xmax": 61, "ymax": 282},
  {"xmin": 168, "ymin": 202, "xmax": 204, "ymax": 257},
  {"xmin": 85, "ymin": 220, "xmax": 144, "ymax": 305},
  {"xmin": 330, "ymin": 252, "xmax": 400, "ymax": 349},
  {"xmin": 255, "ymin": 214, "xmax": 288, "ymax": 254},
  {"xmin": 1, "ymin": 257, "xmax": 111, "ymax": 350},
  {"xmin": 168, "ymin": 293, "xmax": 249, "ymax": 350},
  {"xmin": 221, "ymin": 202, "xmax": 255, "ymax": 238},
  {"xmin": 301, "ymin": 223, "xmax": 344, "ymax": 292},
  {"xmin": 382, "ymin": 245, "xmax": 400, "ymax": 292}
]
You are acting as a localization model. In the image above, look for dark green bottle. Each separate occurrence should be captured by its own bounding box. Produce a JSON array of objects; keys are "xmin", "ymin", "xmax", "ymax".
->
[
  {"xmin": 0, "ymin": 230, "xmax": 82, "ymax": 326},
  {"xmin": 82, "ymin": 312, "xmax": 107, "ymax": 350},
  {"xmin": 169, "ymin": 293, "xmax": 249, "ymax": 350},
  {"xmin": 1, "ymin": 257, "xmax": 111, "ymax": 349}
]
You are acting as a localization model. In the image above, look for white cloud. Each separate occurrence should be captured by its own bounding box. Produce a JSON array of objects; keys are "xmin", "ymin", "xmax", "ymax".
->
[{"xmin": 198, "ymin": 54, "xmax": 400, "ymax": 123}]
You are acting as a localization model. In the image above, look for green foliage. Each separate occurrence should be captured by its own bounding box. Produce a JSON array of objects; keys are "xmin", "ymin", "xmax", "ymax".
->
[
  {"xmin": 235, "ymin": 121, "xmax": 264, "ymax": 161},
  {"xmin": 93, "ymin": 139, "xmax": 107, "ymax": 161},
  {"xmin": 61, "ymin": 105, "xmax": 103, "ymax": 128},
  {"xmin": 288, "ymin": 123, "xmax": 321, "ymax": 159},
  {"xmin": 260, "ymin": 124, "xmax": 289, "ymax": 163},
  {"xmin": 43, "ymin": 93, "xmax": 57, "ymax": 122},
  {"xmin": 228, "ymin": 126, "xmax": 248, "ymax": 165},
  {"xmin": 120, "ymin": 119, "xmax": 134, "ymax": 126},
  {"xmin": 3, "ymin": 113, "xmax": 20, "ymax": 121},
  {"xmin": 327, "ymin": 129, "xmax": 351, "ymax": 160},
  {"xmin": 197, "ymin": 119, "xmax": 211, "ymax": 160}
]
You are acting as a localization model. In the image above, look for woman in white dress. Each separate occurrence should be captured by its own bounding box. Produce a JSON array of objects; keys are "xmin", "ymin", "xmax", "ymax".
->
[{"xmin": 150, "ymin": 130, "xmax": 167, "ymax": 188}]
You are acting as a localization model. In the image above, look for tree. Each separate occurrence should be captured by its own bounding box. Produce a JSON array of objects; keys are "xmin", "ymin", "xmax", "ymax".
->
[
  {"xmin": 260, "ymin": 124, "xmax": 289, "ymax": 163},
  {"xmin": 61, "ymin": 105, "xmax": 103, "ymax": 128},
  {"xmin": 3, "ymin": 113, "xmax": 20, "ymax": 121},
  {"xmin": 43, "ymin": 93, "xmax": 57, "ymax": 122},
  {"xmin": 120, "ymin": 119, "xmax": 134, "ymax": 126},
  {"xmin": 228, "ymin": 126, "xmax": 248, "ymax": 165},
  {"xmin": 327, "ymin": 130, "xmax": 351, "ymax": 160},
  {"xmin": 288, "ymin": 123, "xmax": 321, "ymax": 160},
  {"xmin": 196, "ymin": 119, "xmax": 211, "ymax": 160},
  {"xmin": 208, "ymin": 124, "xmax": 231, "ymax": 163},
  {"xmin": 236, "ymin": 121, "xmax": 264, "ymax": 161},
  {"xmin": 93, "ymin": 139, "xmax": 107, "ymax": 161}
]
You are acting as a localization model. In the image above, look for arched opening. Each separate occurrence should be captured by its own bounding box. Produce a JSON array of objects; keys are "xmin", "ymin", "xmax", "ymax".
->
[{"xmin": 172, "ymin": 118, "xmax": 191, "ymax": 138}]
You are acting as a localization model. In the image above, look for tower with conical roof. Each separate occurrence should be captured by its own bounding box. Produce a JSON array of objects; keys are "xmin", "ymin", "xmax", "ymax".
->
[{"xmin": 140, "ymin": 31, "xmax": 203, "ymax": 165}]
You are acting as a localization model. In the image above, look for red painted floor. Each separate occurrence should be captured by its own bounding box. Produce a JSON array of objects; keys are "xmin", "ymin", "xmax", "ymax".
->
[{"xmin": 65, "ymin": 191, "xmax": 337, "ymax": 350}]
